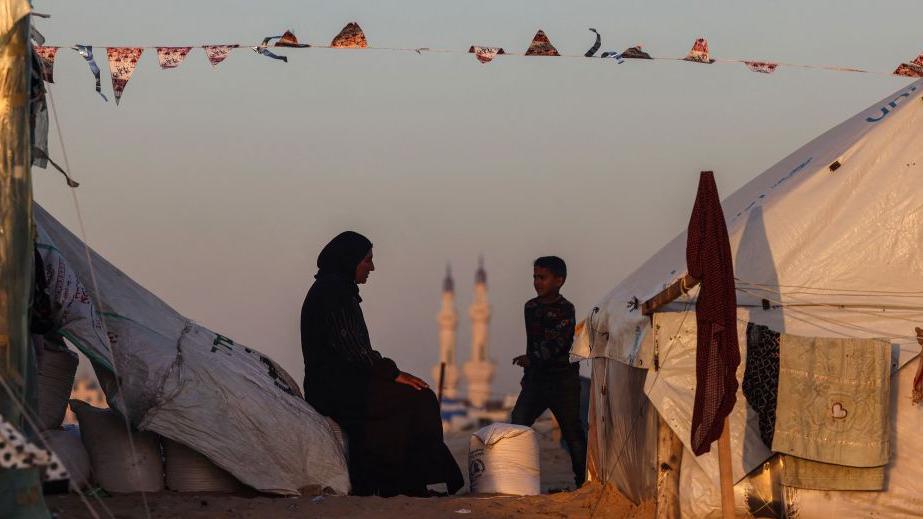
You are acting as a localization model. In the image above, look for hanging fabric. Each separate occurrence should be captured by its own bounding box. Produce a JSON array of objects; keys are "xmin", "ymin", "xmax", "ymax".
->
[
  {"xmin": 686, "ymin": 171, "xmax": 740, "ymax": 456},
  {"xmin": 106, "ymin": 47, "xmax": 143, "ymax": 105},
  {"xmin": 525, "ymin": 29, "xmax": 559, "ymax": 56},
  {"xmin": 33, "ymin": 45, "xmax": 57, "ymax": 82},
  {"xmin": 468, "ymin": 46, "xmax": 504, "ymax": 64},
  {"xmin": 0, "ymin": 413, "xmax": 68, "ymax": 481},
  {"xmin": 203, "ymin": 45, "xmax": 238, "ymax": 68},
  {"xmin": 683, "ymin": 38, "xmax": 714, "ymax": 64},
  {"xmin": 744, "ymin": 61, "xmax": 778, "ymax": 74},
  {"xmin": 72, "ymin": 45, "xmax": 107, "ymax": 101},
  {"xmin": 331, "ymin": 22, "xmax": 368, "ymax": 48},
  {"xmin": 156, "ymin": 47, "xmax": 191, "ymax": 70},
  {"xmin": 620, "ymin": 46, "xmax": 652, "ymax": 59},
  {"xmin": 584, "ymin": 28, "xmax": 601, "ymax": 57}
]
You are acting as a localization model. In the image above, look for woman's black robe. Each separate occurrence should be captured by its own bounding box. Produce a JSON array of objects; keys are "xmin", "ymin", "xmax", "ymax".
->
[{"xmin": 300, "ymin": 232, "xmax": 463, "ymax": 497}]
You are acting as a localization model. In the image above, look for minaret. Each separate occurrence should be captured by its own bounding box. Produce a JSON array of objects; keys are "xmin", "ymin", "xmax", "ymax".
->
[
  {"xmin": 463, "ymin": 256, "xmax": 496, "ymax": 408},
  {"xmin": 433, "ymin": 264, "xmax": 460, "ymax": 399}
]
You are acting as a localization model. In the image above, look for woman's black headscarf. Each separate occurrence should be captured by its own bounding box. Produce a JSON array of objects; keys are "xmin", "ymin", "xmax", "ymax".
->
[{"xmin": 316, "ymin": 231, "xmax": 373, "ymax": 280}]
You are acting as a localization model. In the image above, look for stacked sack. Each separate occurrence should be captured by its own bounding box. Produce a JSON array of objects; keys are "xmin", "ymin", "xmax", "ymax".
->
[
  {"xmin": 35, "ymin": 339, "xmax": 92, "ymax": 491},
  {"xmin": 69, "ymin": 399, "xmax": 163, "ymax": 493}
]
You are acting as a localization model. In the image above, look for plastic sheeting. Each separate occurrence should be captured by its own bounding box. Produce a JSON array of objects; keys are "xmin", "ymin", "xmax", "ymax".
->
[
  {"xmin": 573, "ymin": 79, "xmax": 923, "ymax": 370},
  {"xmin": 34, "ymin": 204, "xmax": 350, "ymax": 495},
  {"xmin": 646, "ymin": 311, "xmax": 772, "ymax": 486},
  {"xmin": 586, "ymin": 356, "xmax": 657, "ymax": 504}
]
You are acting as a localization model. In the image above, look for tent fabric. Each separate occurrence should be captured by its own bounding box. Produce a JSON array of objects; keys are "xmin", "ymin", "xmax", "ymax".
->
[
  {"xmin": 586, "ymin": 357, "xmax": 657, "ymax": 504},
  {"xmin": 34, "ymin": 204, "xmax": 350, "ymax": 496},
  {"xmin": 646, "ymin": 311, "xmax": 772, "ymax": 486},
  {"xmin": 573, "ymin": 79, "xmax": 923, "ymax": 371}
]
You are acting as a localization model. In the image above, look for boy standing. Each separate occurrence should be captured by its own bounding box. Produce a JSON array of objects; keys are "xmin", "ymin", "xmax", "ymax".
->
[{"xmin": 511, "ymin": 256, "xmax": 587, "ymax": 488}]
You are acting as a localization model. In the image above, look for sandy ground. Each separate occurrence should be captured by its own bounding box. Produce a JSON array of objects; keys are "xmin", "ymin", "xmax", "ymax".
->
[{"xmin": 47, "ymin": 418, "xmax": 654, "ymax": 519}]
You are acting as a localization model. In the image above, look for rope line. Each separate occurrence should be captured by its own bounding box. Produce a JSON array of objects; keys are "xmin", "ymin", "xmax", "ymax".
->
[{"xmin": 33, "ymin": 42, "xmax": 917, "ymax": 78}]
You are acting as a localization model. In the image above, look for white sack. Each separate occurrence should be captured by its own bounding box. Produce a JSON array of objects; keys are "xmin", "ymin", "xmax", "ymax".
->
[
  {"xmin": 41, "ymin": 426, "xmax": 91, "ymax": 491},
  {"xmin": 71, "ymin": 399, "xmax": 163, "ymax": 493},
  {"xmin": 468, "ymin": 423, "xmax": 540, "ymax": 495},
  {"xmin": 164, "ymin": 439, "xmax": 242, "ymax": 493}
]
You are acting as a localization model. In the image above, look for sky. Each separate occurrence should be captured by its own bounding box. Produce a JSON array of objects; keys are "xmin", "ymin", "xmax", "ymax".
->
[{"xmin": 31, "ymin": 0, "xmax": 922, "ymax": 395}]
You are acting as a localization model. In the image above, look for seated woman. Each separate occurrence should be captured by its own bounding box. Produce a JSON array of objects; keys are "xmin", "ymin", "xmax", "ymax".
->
[{"xmin": 300, "ymin": 231, "xmax": 464, "ymax": 497}]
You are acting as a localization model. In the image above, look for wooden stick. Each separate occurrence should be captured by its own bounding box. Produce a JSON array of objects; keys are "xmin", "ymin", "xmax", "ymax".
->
[
  {"xmin": 655, "ymin": 413, "xmax": 684, "ymax": 519},
  {"xmin": 718, "ymin": 417, "xmax": 735, "ymax": 519},
  {"xmin": 642, "ymin": 274, "xmax": 700, "ymax": 316}
]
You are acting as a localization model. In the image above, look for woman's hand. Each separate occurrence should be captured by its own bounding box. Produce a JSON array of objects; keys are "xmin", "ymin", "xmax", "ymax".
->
[{"xmin": 395, "ymin": 372, "xmax": 429, "ymax": 391}]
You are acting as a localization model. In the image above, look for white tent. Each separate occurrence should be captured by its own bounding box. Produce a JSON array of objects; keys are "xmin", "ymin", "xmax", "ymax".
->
[{"xmin": 574, "ymin": 78, "xmax": 923, "ymax": 517}]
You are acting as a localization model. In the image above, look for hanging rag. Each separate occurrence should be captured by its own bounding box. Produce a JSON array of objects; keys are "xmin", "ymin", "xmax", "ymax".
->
[
  {"xmin": 687, "ymin": 171, "xmax": 740, "ymax": 456},
  {"xmin": 780, "ymin": 455, "xmax": 885, "ymax": 491},
  {"xmin": 772, "ymin": 334, "xmax": 890, "ymax": 467},
  {"xmin": 742, "ymin": 323, "xmax": 780, "ymax": 448},
  {"xmin": 584, "ymin": 28, "xmax": 601, "ymax": 57}
]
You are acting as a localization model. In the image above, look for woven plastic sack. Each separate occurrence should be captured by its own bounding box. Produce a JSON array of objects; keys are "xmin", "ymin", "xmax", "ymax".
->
[
  {"xmin": 71, "ymin": 399, "xmax": 163, "ymax": 493},
  {"xmin": 37, "ymin": 345, "xmax": 78, "ymax": 430},
  {"xmin": 42, "ymin": 426, "xmax": 91, "ymax": 490},
  {"xmin": 164, "ymin": 439, "xmax": 242, "ymax": 493},
  {"xmin": 468, "ymin": 423, "xmax": 540, "ymax": 495}
]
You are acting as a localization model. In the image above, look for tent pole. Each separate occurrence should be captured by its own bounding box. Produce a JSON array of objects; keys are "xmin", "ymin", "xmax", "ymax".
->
[
  {"xmin": 718, "ymin": 417, "xmax": 735, "ymax": 519},
  {"xmin": 642, "ymin": 274, "xmax": 699, "ymax": 316},
  {"xmin": 655, "ymin": 412, "xmax": 683, "ymax": 519}
]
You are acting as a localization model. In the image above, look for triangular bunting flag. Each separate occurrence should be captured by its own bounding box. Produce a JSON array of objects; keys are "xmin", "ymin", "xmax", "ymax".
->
[
  {"xmin": 275, "ymin": 30, "xmax": 310, "ymax": 48},
  {"xmin": 683, "ymin": 38, "xmax": 714, "ymax": 64},
  {"xmin": 584, "ymin": 28, "xmax": 601, "ymax": 57},
  {"xmin": 34, "ymin": 46, "xmax": 57, "ymax": 83},
  {"xmin": 621, "ymin": 46, "xmax": 652, "ymax": 59},
  {"xmin": 468, "ymin": 46, "xmax": 505, "ymax": 64},
  {"xmin": 203, "ymin": 45, "xmax": 238, "ymax": 68},
  {"xmin": 72, "ymin": 45, "xmax": 108, "ymax": 101},
  {"xmin": 893, "ymin": 53, "xmax": 923, "ymax": 78},
  {"xmin": 744, "ymin": 61, "xmax": 778, "ymax": 74},
  {"xmin": 107, "ymin": 48, "xmax": 143, "ymax": 105},
  {"xmin": 525, "ymin": 29, "xmax": 559, "ymax": 56},
  {"xmin": 156, "ymin": 47, "xmax": 192, "ymax": 70},
  {"xmin": 894, "ymin": 62, "xmax": 923, "ymax": 78},
  {"xmin": 331, "ymin": 22, "xmax": 368, "ymax": 48}
]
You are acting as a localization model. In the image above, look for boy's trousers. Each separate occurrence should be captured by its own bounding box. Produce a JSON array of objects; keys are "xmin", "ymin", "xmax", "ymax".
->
[{"xmin": 510, "ymin": 364, "xmax": 587, "ymax": 487}]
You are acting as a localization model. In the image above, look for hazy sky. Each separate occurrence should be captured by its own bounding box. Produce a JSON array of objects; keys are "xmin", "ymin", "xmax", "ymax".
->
[{"xmin": 32, "ymin": 1, "xmax": 921, "ymax": 395}]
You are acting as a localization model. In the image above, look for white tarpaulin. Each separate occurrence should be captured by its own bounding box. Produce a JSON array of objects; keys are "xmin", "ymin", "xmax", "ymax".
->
[
  {"xmin": 34, "ymin": 204, "xmax": 350, "ymax": 496},
  {"xmin": 574, "ymin": 79, "xmax": 923, "ymax": 369}
]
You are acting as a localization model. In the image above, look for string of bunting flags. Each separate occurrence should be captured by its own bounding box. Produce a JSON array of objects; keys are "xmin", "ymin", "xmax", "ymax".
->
[{"xmin": 32, "ymin": 22, "xmax": 923, "ymax": 105}]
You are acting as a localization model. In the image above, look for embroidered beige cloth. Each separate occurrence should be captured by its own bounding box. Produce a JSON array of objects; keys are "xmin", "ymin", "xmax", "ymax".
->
[
  {"xmin": 781, "ymin": 455, "xmax": 885, "ymax": 490},
  {"xmin": 772, "ymin": 334, "xmax": 890, "ymax": 467}
]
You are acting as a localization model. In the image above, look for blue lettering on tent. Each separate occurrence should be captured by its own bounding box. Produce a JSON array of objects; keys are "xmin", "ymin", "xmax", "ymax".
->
[{"xmin": 866, "ymin": 85, "xmax": 918, "ymax": 123}]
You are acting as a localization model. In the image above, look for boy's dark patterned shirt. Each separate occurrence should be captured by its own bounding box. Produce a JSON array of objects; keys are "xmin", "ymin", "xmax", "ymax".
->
[{"xmin": 524, "ymin": 295, "xmax": 576, "ymax": 373}]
